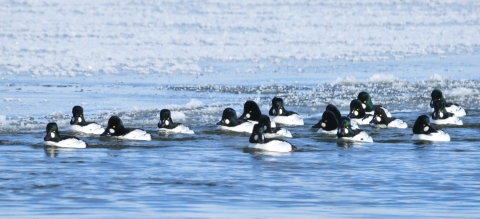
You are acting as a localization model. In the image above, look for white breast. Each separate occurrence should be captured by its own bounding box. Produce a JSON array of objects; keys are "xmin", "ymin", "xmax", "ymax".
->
[
  {"xmin": 159, "ymin": 124, "xmax": 195, "ymax": 134},
  {"xmin": 350, "ymin": 115, "xmax": 373, "ymax": 125},
  {"xmin": 71, "ymin": 123, "xmax": 104, "ymax": 134},
  {"xmin": 44, "ymin": 138, "xmax": 87, "ymax": 148},
  {"xmin": 249, "ymin": 140, "xmax": 293, "ymax": 152},
  {"xmin": 446, "ymin": 105, "xmax": 466, "ymax": 117},
  {"xmin": 431, "ymin": 116, "xmax": 463, "ymax": 125},
  {"xmin": 338, "ymin": 131, "xmax": 373, "ymax": 143},
  {"xmin": 264, "ymin": 128, "xmax": 293, "ymax": 138},
  {"xmin": 272, "ymin": 114, "xmax": 304, "ymax": 126},
  {"xmin": 411, "ymin": 130, "xmax": 450, "ymax": 142},
  {"xmin": 118, "ymin": 129, "xmax": 152, "ymax": 141},
  {"xmin": 217, "ymin": 122, "xmax": 255, "ymax": 133}
]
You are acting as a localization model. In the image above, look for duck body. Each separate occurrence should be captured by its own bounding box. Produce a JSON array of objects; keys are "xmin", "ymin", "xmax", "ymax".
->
[
  {"xmin": 101, "ymin": 116, "xmax": 151, "ymax": 141},
  {"xmin": 249, "ymin": 124, "xmax": 296, "ymax": 152},
  {"xmin": 431, "ymin": 100, "xmax": 463, "ymax": 125},
  {"xmin": 158, "ymin": 109, "xmax": 194, "ymax": 134},
  {"xmin": 411, "ymin": 115, "xmax": 450, "ymax": 142},
  {"xmin": 44, "ymin": 122, "xmax": 87, "ymax": 148},
  {"xmin": 69, "ymin": 106, "xmax": 104, "ymax": 134},
  {"xmin": 269, "ymin": 97, "xmax": 304, "ymax": 126},
  {"xmin": 370, "ymin": 107, "xmax": 408, "ymax": 129},
  {"xmin": 217, "ymin": 108, "xmax": 255, "ymax": 133},
  {"xmin": 429, "ymin": 89, "xmax": 466, "ymax": 117},
  {"xmin": 337, "ymin": 117, "xmax": 373, "ymax": 142}
]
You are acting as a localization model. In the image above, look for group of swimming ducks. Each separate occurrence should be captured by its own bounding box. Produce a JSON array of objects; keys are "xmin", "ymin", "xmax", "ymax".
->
[{"xmin": 44, "ymin": 89, "xmax": 466, "ymax": 153}]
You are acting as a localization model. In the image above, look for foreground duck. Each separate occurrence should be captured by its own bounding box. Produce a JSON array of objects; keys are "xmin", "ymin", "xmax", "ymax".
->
[
  {"xmin": 337, "ymin": 117, "xmax": 373, "ymax": 142},
  {"xmin": 101, "ymin": 116, "xmax": 152, "ymax": 140},
  {"xmin": 411, "ymin": 115, "xmax": 450, "ymax": 141},
  {"xmin": 70, "ymin": 106, "xmax": 104, "ymax": 134},
  {"xmin": 158, "ymin": 109, "xmax": 194, "ymax": 134},
  {"xmin": 431, "ymin": 100, "xmax": 463, "ymax": 125},
  {"xmin": 217, "ymin": 108, "xmax": 254, "ymax": 133},
  {"xmin": 370, "ymin": 107, "xmax": 408, "ymax": 128},
  {"xmin": 44, "ymin": 122, "xmax": 87, "ymax": 148},
  {"xmin": 249, "ymin": 123, "xmax": 296, "ymax": 152},
  {"xmin": 430, "ymin": 89, "xmax": 466, "ymax": 117},
  {"xmin": 269, "ymin": 97, "xmax": 304, "ymax": 126}
]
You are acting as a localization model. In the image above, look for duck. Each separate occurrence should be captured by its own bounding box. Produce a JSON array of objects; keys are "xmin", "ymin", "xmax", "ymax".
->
[
  {"xmin": 157, "ymin": 109, "xmax": 194, "ymax": 134},
  {"xmin": 312, "ymin": 104, "xmax": 342, "ymax": 134},
  {"xmin": 370, "ymin": 107, "xmax": 408, "ymax": 128},
  {"xmin": 429, "ymin": 89, "xmax": 466, "ymax": 117},
  {"xmin": 44, "ymin": 122, "xmax": 87, "ymax": 148},
  {"xmin": 69, "ymin": 106, "xmax": 104, "ymax": 134},
  {"xmin": 431, "ymin": 100, "xmax": 463, "ymax": 125},
  {"xmin": 348, "ymin": 99, "xmax": 373, "ymax": 125},
  {"xmin": 269, "ymin": 97, "xmax": 304, "ymax": 126},
  {"xmin": 411, "ymin": 115, "xmax": 450, "ymax": 141},
  {"xmin": 258, "ymin": 115, "xmax": 292, "ymax": 138},
  {"xmin": 100, "ymin": 116, "xmax": 152, "ymax": 140},
  {"xmin": 337, "ymin": 117, "xmax": 373, "ymax": 142},
  {"xmin": 239, "ymin": 100, "xmax": 276, "ymax": 127},
  {"xmin": 216, "ymin": 108, "xmax": 254, "ymax": 133},
  {"xmin": 357, "ymin": 92, "xmax": 381, "ymax": 115},
  {"xmin": 249, "ymin": 123, "xmax": 296, "ymax": 152}
]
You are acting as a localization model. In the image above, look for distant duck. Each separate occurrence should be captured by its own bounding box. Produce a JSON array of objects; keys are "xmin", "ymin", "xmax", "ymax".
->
[
  {"xmin": 101, "ymin": 116, "xmax": 151, "ymax": 140},
  {"xmin": 269, "ymin": 97, "xmax": 304, "ymax": 126},
  {"xmin": 44, "ymin": 122, "xmax": 87, "ymax": 148},
  {"xmin": 249, "ymin": 123, "xmax": 296, "ymax": 152},
  {"xmin": 238, "ymin": 100, "xmax": 276, "ymax": 127},
  {"xmin": 357, "ymin": 92, "xmax": 381, "ymax": 115},
  {"xmin": 258, "ymin": 115, "xmax": 292, "ymax": 138},
  {"xmin": 157, "ymin": 109, "xmax": 194, "ymax": 134},
  {"xmin": 411, "ymin": 115, "xmax": 450, "ymax": 141},
  {"xmin": 312, "ymin": 104, "xmax": 342, "ymax": 134},
  {"xmin": 337, "ymin": 117, "xmax": 373, "ymax": 142},
  {"xmin": 217, "ymin": 108, "xmax": 254, "ymax": 133},
  {"xmin": 370, "ymin": 107, "xmax": 408, "ymax": 128},
  {"xmin": 431, "ymin": 100, "xmax": 463, "ymax": 125},
  {"xmin": 69, "ymin": 106, "xmax": 104, "ymax": 134},
  {"xmin": 430, "ymin": 89, "xmax": 466, "ymax": 117},
  {"xmin": 348, "ymin": 99, "xmax": 373, "ymax": 125}
]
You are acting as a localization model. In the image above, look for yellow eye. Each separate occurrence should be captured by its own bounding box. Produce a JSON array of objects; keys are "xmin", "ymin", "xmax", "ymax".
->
[
  {"xmin": 249, "ymin": 111, "xmax": 252, "ymax": 113},
  {"xmin": 423, "ymin": 124, "xmax": 426, "ymax": 127},
  {"xmin": 363, "ymin": 101, "xmax": 366, "ymax": 103},
  {"xmin": 379, "ymin": 114, "xmax": 382, "ymax": 117},
  {"xmin": 325, "ymin": 120, "xmax": 328, "ymax": 122},
  {"xmin": 346, "ymin": 126, "xmax": 349, "ymax": 129},
  {"xmin": 356, "ymin": 108, "xmax": 359, "ymax": 111},
  {"xmin": 53, "ymin": 130, "xmax": 56, "ymax": 133},
  {"xmin": 80, "ymin": 114, "xmax": 83, "ymax": 117},
  {"xmin": 438, "ymin": 98, "xmax": 441, "ymax": 100},
  {"xmin": 113, "ymin": 126, "xmax": 116, "ymax": 128}
]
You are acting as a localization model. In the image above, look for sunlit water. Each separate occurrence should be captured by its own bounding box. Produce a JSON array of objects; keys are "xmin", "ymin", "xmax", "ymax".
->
[{"xmin": 2, "ymin": 0, "xmax": 480, "ymax": 218}]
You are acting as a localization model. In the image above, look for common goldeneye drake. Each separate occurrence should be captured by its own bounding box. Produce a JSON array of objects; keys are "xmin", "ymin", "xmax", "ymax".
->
[
  {"xmin": 44, "ymin": 122, "xmax": 87, "ymax": 148},
  {"xmin": 248, "ymin": 123, "xmax": 296, "ymax": 152},
  {"xmin": 101, "ymin": 116, "xmax": 152, "ymax": 140},
  {"xmin": 269, "ymin": 97, "xmax": 304, "ymax": 126},
  {"xmin": 411, "ymin": 115, "xmax": 450, "ymax": 141},
  {"xmin": 70, "ymin": 106, "xmax": 104, "ymax": 134},
  {"xmin": 158, "ymin": 109, "xmax": 194, "ymax": 134}
]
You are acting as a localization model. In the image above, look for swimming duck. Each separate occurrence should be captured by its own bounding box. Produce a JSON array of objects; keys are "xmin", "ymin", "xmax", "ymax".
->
[
  {"xmin": 101, "ymin": 116, "xmax": 151, "ymax": 140},
  {"xmin": 249, "ymin": 123, "xmax": 296, "ymax": 152},
  {"xmin": 69, "ymin": 106, "xmax": 104, "ymax": 134},
  {"xmin": 348, "ymin": 99, "xmax": 373, "ymax": 125},
  {"xmin": 357, "ymin": 92, "xmax": 381, "ymax": 115},
  {"xmin": 217, "ymin": 108, "xmax": 254, "ymax": 133},
  {"xmin": 44, "ymin": 122, "xmax": 87, "ymax": 148},
  {"xmin": 269, "ymin": 97, "xmax": 304, "ymax": 126},
  {"xmin": 258, "ymin": 115, "xmax": 292, "ymax": 138},
  {"xmin": 431, "ymin": 100, "xmax": 463, "ymax": 125},
  {"xmin": 429, "ymin": 89, "xmax": 466, "ymax": 117},
  {"xmin": 370, "ymin": 107, "xmax": 408, "ymax": 128},
  {"xmin": 411, "ymin": 115, "xmax": 450, "ymax": 141},
  {"xmin": 312, "ymin": 104, "xmax": 342, "ymax": 134},
  {"xmin": 337, "ymin": 117, "xmax": 373, "ymax": 142},
  {"xmin": 158, "ymin": 109, "xmax": 194, "ymax": 134}
]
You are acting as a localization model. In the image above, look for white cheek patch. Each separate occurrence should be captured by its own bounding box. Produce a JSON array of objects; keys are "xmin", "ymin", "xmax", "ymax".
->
[
  {"xmin": 50, "ymin": 132, "xmax": 55, "ymax": 138},
  {"xmin": 439, "ymin": 112, "xmax": 444, "ymax": 118},
  {"xmin": 165, "ymin": 120, "xmax": 170, "ymax": 126},
  {"xmin": 78, "ymin": 117, "xmax": 82, "ymax": 122},
  {"xmin": 362, "ymin": 104, "xmax": 366, "ymax": 109},
  {"xmin": 354, "ymin": 111, "xmax": 359, "ymax": 116},
  {"xmin": 376, "ymin": 116, "xmax": 381, "ymax": 122},
  {"xmin": 254, "ymin": 135, "xmax": 258, "ymax": 141},
  {"xmin": 225, "ymin": 119, "xmax": 230, "ymax": 125},
  {"xmin": 424, "ymin": 126, "xmax": 429, "ymax": 132},
  {"xmin": 109, "ymin": 128, "xmax": 115, "ymax": 134},
  {"xmin": 246, "ymin": 114, "xmax": 250, "ymax": 119},
  {"xmin": 321, "ymin": 123, "xmax": 326, "ymax": 127},
  {"xmin": 279, "ymin": 109, "xmax": 283, "ymax": 114},
  {"xmin": 260, "ymin": 135, "xmax": 264, "ymax": 141},
  {"xmin": 344, "ymin": 128, "xmax": 349, "ymax": 134}
]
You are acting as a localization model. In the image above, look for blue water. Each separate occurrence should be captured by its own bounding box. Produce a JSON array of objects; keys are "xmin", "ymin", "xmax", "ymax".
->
[{"xmin": 2, "ymin": 0, "xmax": 480, "ymax": 218}]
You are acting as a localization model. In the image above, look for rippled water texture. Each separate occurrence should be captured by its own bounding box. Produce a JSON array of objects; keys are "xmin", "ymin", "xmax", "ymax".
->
[{"xmin": 1, "ymin": 0, "xmax": 480, "ymax": 218}]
